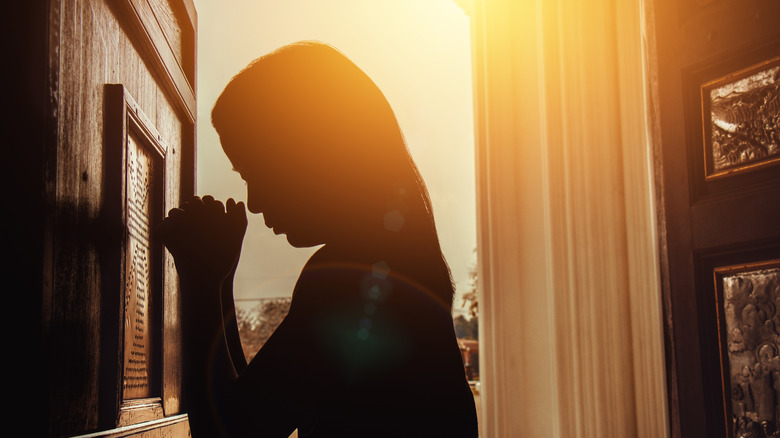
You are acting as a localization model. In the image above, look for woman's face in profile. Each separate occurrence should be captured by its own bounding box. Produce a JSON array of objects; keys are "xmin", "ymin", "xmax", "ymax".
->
[{"xmin": 223, "ymin": 136, "xmax": 335, "ymax": 248}]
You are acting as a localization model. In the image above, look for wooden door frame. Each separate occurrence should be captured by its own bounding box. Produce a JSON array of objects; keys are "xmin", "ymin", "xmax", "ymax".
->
[{"xmin": 643, "ymin": 0, "xmax": 780, "ymax": 436}]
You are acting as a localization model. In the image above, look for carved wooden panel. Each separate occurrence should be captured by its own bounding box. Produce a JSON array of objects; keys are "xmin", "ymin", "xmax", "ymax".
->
[
  {"xmin": 122, "ymin": 130, "xmax": 160, "ymax": 400},
  {"xmin": 702, "ymin": 55, "xmax": 780, "ymax": 180},
  {"xmin": 634, "ymin": 0, "xmax": 780, "ymax": 436},
  {"xmin": 716, "ymin": 260, "xmax": 780, "ymax": 437},
  {"xmin": 107, "ymin": 84, "xmax": 168, "ymax": 427}
]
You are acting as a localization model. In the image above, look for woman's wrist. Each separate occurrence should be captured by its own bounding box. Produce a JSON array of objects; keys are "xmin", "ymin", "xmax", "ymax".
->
[
  {"xmin": 179, "ymin": 268, "xmax": 228, "ymax": 291},
  {"xmin": 178, "ymin": 273, "xmax": 224, "ymax": 319}
]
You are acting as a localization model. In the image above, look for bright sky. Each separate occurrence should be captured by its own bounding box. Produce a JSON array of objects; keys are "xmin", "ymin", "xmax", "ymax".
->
[{"xmin": 193, "ymin": 0, "xmax": 477, "ymax": 316}]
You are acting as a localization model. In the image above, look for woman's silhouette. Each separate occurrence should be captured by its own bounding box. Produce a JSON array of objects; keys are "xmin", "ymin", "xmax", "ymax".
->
[{"xmin": 159, "ymin": 41, "xmax": 478, "ymax": 437}]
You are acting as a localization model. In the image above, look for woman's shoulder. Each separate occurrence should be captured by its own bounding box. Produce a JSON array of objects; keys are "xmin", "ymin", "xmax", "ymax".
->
[
  {"xmin": 291, "ymin": 245, "xmax": 376, "ymax": 303},
  {"xmin": 292, "ymin": 243, "xmax": 449, "ymax": 315},
  {"xmin": 300, "ymin": 244, "xmax": 387, "ymax": 279}
]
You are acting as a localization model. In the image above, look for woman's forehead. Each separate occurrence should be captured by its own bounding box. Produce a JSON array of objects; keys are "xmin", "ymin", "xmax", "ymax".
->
[{"xmin": 223, "ymin": 144, "xmax": 291, "ymax": 183}]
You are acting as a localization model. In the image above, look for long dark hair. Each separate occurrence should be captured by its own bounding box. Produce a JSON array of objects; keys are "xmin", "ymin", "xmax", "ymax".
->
[{"xmin": 211, "ymin": 41, "xmax": 454, "ymax": 307}]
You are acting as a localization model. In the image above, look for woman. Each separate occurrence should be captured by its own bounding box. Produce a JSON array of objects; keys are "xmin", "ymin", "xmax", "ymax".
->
[{"xmin": 159, "ymin": 41, "xmax": 478, "ymax": 437}]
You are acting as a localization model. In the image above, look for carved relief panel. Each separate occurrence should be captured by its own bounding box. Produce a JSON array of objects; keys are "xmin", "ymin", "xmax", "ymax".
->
[
  {"xmin": 702, "ymin": 56, "xmax": 780, "ymax": 180},
  {"xmin": 105, "ymin": 84, "xmax": 168, "ymax": 427},
  {"xmin": 716, "ymin": 260, "xmax": 780, "ymax": 437},
  {"xmin": 652, "ymin": 0, "xmax": 780, "ymax": 436},
  {"xmin": 122, "ymin": 129, "xmax": 161, "ymax": 401}
]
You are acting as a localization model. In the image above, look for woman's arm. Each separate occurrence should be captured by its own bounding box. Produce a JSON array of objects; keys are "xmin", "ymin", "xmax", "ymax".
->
[
  {"xmin": 158, "ymin": 196, "xmax": 246, "ymax": 436},
  {"xmin": 179, "ymin": 274, "xmax": 239, "ymax": 437},
  {"xmin": 160, "ymin": 196, "xmax": 311, "ymax": 436},
  {"xmin": 222, "ymin": 254, "xmax": 248, "ymax": 373}
]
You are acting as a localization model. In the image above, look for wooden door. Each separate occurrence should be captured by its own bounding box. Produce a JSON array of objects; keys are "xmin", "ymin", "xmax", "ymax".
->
[
  {"xmin": 652, "ymin": 0, "xmax": 780, "ymax": 436},
  {"xmin": 24, "ymin": 0, "xmax": 197, "ymax": 436}
]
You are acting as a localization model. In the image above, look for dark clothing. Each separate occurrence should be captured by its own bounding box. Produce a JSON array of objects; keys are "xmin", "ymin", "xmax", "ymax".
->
[{"xmin": 230, "ymin": 246, "xmax": 478, "ymax": 437}]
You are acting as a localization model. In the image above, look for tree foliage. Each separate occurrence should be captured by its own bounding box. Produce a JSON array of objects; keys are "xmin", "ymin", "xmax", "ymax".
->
[
  {"xmin": 454, "ymin": 254, "xmax": 479, "ymax": 340},
  {"xmin": 453, "ymin": 314, "xmax": 479, "ymax": 340},
  {"xmin": 460, "ymin": 256, "xmax": 478, "ymax": 320},
  {"xmin": 236, "ymin": 298, "xmax": 291, "ymax": 363}
]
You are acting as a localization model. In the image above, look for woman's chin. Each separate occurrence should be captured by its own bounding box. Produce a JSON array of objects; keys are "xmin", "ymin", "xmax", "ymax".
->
[{"xmin": 284, "ymin": 232, "xmax": 324, "ymax": 248}]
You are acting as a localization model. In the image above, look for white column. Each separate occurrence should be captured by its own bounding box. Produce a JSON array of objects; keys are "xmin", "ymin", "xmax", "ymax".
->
[{"xmin": 472, "ymin": 0, "xmax": 668, "ymax": 436}]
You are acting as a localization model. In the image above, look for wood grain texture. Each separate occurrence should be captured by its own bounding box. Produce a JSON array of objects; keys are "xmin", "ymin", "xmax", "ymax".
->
[
  {"xmin": 45, "ymin": 0, "xmax": 193, "ymax": 435},
  {"xmin": 120, "ymin": 0, "xmax": 195, "ymax": 122},
  {"xmin": 118, "ymin": 398, "xmax": 166, "ymax": 428},
  {"xmin": 156, "ymin": 84, "xmax": 185, "ymax": 417},
  {"xmin": 71, "ymin": 414, "xmax": 189, "ymax": 438},
  {"xmin": 147, "ymin": 0, "xmax": 194, "ymax": 85}
]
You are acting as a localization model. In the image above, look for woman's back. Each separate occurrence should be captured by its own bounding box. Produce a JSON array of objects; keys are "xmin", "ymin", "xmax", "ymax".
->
[{"xmin": 237, "ymin": 246, "xmax": 478, "ymax": 437}]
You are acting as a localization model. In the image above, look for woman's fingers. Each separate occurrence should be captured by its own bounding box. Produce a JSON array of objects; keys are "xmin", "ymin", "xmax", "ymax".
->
[
  {"xmin": 157, "ymin": 195, "xmax": 247, "ymax": 283},
  {"xmin": 157, "ymin": 209, "xmax": 183, "ymax": 241},
  {"xmin": 167, "ymin": 207, "xmax": 185, "ymax": 218},
  {"xmin": 180, "ymin": 195, "xmax": 228, "ymax": 215},
  {"xmin": 236, "ymin": 201, "xmax": 247, "ymax": 224},
  {"xmin": 181, "ymin": 196, "xmax": 205, "ymax": 213},
  {"xmin": 203, "ymin": 196, "xmax": 225, "ymax": 214},
  {"xmin": 226, "ymin": 198, "xmax": 248, "ymax": 229},
  {"xmin": 166, "ymin": 194, "xmax": 243, "ymax": 236},
  {"xmin": 156, "ymin": 215, "xmax": 183, "ymax": 252},
  {"xmin": 225, "ymin": 198, "xmax": 244, "ymax": 214}
]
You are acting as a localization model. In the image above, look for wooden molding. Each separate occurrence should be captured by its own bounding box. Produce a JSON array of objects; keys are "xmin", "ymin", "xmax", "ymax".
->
[
  {"xmin": 103, "ymin": 84, "xmax": 169, "ymax": 428},
  {"xmin": 71, "ymin": 414, "xmax": 189, "ymax": 438},
  {"xmin": 118, "ymin": 398, "xmax": 166, "ymax": 427},
  {"xmin": 117, "ymin": 0, "xmax": 196, "ymax": 123}
]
